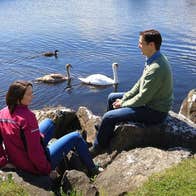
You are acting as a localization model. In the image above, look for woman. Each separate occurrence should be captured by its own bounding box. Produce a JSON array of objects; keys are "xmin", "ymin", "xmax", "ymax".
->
[{"xmin": 0, "ymin": 81, "xmax": 100, "ymax": 178}]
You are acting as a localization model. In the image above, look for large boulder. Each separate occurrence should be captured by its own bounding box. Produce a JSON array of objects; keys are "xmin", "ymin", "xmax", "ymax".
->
[
  {"xmin": 33, "ymin": 106, "xmax": 81, "ymax": 138},
  {"xmin": 94, "ymin": 147, "xmax": 191, "ymax": 195},
  {"xmin": 110, "ymin": 111, "xmax": 196, "ymax": 152},
  {"xmin": 76, "ymin": 106, "xmax": 101, "ymax": 144},
  {"xmin": 63, "ymin": 170, "xmax": 99, "ymax": 196},
  {"xmin": 33, "ymin": 106, "xmax": 196, "ymax": 153},
  {"xmin": 76, "ymin": 107, "xmax": 196, "ymax": 154},
  {"xmin": 179, "ymin": 89, "xmax": 196, "ymax": 124}
]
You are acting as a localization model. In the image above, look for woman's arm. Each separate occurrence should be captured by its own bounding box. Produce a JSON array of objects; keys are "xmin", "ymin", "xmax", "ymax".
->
[
  {"xmin": 0, "ymin": 136, "xmax": 7, "ymax": 167},
  {"xmin": 22, "ymin": 113, "xmax": 51, "ymax": 175}
]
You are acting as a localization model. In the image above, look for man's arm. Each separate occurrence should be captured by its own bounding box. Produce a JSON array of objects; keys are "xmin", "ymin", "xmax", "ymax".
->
[
  {"xmin": 121, "ymin": 66, "xmax": 161, "ymax": 107},
  {"xmin": 121, "ymin": 79, "xmax": 140, "ymax": 101}
]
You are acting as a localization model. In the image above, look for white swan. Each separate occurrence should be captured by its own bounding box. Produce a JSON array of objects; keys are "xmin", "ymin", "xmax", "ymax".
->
[
  {"xmin": 78, "ymin": 63, "xmax": 119, "ymax": 86},
  {"xmin": 36, "ymin": 64, "xmax": 72, "ymax": 83}
]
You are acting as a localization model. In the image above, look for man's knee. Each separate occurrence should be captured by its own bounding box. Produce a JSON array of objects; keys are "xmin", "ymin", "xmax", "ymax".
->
[
  {"xmin": 107, "ymin": 92, "xmax": 114, "ymax": 99},
  {"xmin": 102, "ymin": 111, "xmax": 115, "ymax": 121},
  {"xmin": 65, "ymin": 131, "xmax": 82, "ymax": 142}
]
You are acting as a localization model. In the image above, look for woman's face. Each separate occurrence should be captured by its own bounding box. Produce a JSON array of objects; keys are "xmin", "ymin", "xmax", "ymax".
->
[{"xmin": 20, "ymin": 85, "xmax": 33, "ymax": 106}]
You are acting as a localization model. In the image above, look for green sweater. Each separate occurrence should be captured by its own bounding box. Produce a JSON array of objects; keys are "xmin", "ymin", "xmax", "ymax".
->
[{"xmin": 121, "ymin": 54, "xmax": 173, "ymax": 113}]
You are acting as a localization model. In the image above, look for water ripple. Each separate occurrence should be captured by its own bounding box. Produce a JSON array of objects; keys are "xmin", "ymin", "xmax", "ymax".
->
[{"xmin": 0, "ymin": 0, "xmax": 195, "ymax": 114}]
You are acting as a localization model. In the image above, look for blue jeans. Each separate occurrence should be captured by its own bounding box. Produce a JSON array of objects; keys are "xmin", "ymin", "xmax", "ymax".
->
[
  {"xmin": 39, "ymin": 118, "xmax": 95, "ymax": 170},
  {"xmin": 95, "ymin": 92, "xmax": 167, "ymax": 148}
]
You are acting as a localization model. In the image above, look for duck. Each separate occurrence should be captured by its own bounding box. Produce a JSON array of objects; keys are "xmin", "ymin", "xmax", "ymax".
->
[
  {"xmin": 36, "ymin": 64, "xmax": 72, "ymax": 83},
  {"xmin": 43, "ymin": 50, "xmax": 59, "ymax": 57},
  {"xmin": 78, "ymin": 63, "xmax": 119, "ymax": 86}
]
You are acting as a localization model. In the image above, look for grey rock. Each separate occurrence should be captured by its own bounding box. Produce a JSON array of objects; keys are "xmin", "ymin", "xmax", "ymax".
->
[
  {"xmin": 179, "ymin": 89, "xmax": 196, "ymax": 124},
  {"xmin": 94, "ymin": 147, "xmax": 191, "ymax": 196},
  {"xmin": 76, "ymin": 106, "xmax": 101, "ymax": 144},
  {"xmin": 110, "ymin": 111, "xmax": 196, "ymax": 153},
  {"xmin": 34, "ymin": 106, "xmax": 81, "ymax": 138},
  {"xmin": 63, "ymin": 170, "xmax": 99, "ymax": 196}
]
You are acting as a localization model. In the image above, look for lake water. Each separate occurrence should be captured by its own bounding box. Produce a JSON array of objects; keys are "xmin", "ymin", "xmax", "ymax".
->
[{"xmin": 0, "ymin": 0, "xmax": 195, "ymax": 115}]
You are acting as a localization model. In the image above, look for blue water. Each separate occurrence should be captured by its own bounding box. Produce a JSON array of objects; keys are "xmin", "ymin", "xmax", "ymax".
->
[{"xmin": 0, "ymin": 0, "xmax": 195, "ymax": 115}]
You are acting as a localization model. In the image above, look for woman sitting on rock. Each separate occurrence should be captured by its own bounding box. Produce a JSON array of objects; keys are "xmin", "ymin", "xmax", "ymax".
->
[{"xmin": 0, "ymin": 80, "xmax": 100, "ymax": 179}]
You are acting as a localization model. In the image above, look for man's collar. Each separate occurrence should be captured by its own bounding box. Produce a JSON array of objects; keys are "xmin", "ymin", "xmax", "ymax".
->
[{"xmin": 146, "ymin": 51, "xmax": 161, "ymax": 65}]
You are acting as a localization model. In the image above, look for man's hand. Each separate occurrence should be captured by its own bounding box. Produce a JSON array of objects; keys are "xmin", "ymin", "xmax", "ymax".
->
[{"xmin": 112, "ymin": 99, "xmax": 122, "ymax": 109}]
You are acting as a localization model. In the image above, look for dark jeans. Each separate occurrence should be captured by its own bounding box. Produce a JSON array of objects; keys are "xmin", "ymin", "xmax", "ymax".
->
[{"xmin": 94, "ymin": 92, "xmax": 168, "ymax": 148}]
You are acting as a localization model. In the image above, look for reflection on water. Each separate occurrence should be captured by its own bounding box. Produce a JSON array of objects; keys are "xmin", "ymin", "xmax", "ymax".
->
[{"xmin": 0, "ymin": 0, "xmax": 195, "ymax": 115}]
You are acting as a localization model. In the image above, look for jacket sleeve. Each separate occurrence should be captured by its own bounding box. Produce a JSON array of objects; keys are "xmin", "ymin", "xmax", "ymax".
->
[
  {"xmin": 22, "ymin": 113, "xmax": 51, "ymax": 175},
  {"xmin": 0, "ymin": 134, "xmax": 7, "ymax": 167},
  {"xmin": 121, "ymin": 65, "xmax": 161, "ymax": 107},
  {"xmin": 121, "ymin": 79, "xmax": 140, "ymax": 102}
]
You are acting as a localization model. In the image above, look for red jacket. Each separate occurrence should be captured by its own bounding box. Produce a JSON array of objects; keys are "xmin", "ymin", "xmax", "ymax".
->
[{"xmin": 0, "ymin": 105, "xmax": 51, "ymax": 175}]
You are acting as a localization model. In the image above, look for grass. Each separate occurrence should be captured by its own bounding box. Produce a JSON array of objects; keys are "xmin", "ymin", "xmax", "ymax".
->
[
  {"xmin": 0, "ymin": 173, "xmax": 29, "ymax": 196},
  {"xmin": 129, "ymin": 157, "xmax": 196, "ymax": 196},
  {"xmin": 0, "ymin": 157, "xmax": 195, "ymax": 196}
]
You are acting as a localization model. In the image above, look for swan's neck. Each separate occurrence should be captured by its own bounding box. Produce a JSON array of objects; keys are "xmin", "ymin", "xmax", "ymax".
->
[
  {"xmin": 113, "ymin": 66, "xmax": 118, "ymax": 84},
  {"xmin": 66, "ymin": 67, "xmax": 71, "ymax": 79}
]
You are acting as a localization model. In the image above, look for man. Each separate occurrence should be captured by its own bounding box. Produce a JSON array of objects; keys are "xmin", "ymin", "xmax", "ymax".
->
[{"xmin": 91, "ymin": 29, "xmax": 173, "ymax": 156}]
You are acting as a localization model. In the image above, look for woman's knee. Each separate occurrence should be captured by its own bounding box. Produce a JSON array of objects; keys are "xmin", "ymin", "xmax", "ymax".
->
[
  {"xmin": 66, "ymin": 131, "xmax": 82, "ymax": 141},
  {"xmin": 43, "ymin": 118, "xmax": 54, "ymax": 124},
  {"xmin": 39, "ymin": 118, "xmax": 55, "ymax": 133}
]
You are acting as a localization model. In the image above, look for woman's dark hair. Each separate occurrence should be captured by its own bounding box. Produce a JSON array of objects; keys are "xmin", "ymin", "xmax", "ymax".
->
[
  {"xmin": 6, "ymin": 80, "xmax": 33, "ymax": 114},
  {"xmin": 140, "ymin": 29, "xmax": 162, "ymax": 51}
]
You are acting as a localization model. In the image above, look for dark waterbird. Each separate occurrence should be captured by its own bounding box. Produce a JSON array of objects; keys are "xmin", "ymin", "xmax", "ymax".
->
[{"xmin": 43, "ymin": 50, "xmax": 59, "ymax": 57}]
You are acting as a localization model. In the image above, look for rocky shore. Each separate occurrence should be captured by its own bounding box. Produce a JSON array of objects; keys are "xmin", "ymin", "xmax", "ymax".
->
[{"xmin": 0, "ymin": 90, "xmax": 195, "ymax": 196}]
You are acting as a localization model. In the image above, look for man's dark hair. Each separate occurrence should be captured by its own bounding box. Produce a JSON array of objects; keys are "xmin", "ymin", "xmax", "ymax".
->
[{"xmin": 140, "ymin": 29, "xmax": 162, "ymax": 50}]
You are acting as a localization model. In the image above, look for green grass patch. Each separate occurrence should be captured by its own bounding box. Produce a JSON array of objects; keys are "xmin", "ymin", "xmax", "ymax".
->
[
  {"xmin": 0, "ymin": 173, "xmax": 29, "ymax": 196},
  {"xmin": 129, "ymin": 157, "xmax": 196, "ymax": 196}
]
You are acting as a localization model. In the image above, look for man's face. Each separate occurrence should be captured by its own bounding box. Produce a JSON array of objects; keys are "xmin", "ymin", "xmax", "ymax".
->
[{"xmin": 138, "ymin": 35, "xmax": 154, "ymax": 57}]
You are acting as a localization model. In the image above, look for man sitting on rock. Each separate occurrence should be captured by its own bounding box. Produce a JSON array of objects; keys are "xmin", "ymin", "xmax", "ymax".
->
[{"xmin": 90, "ymin": 29, "xmax": 174, "ymax": 157}]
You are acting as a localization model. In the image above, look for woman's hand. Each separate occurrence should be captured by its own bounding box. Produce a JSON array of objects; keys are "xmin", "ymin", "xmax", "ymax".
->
[
  {"xmin": 49, "ymin": 170, "xmax": 60, "ymax": 180},
  {"xmin": 2, "ymin": 163, "xmax": 16, "ymax": 169}
]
